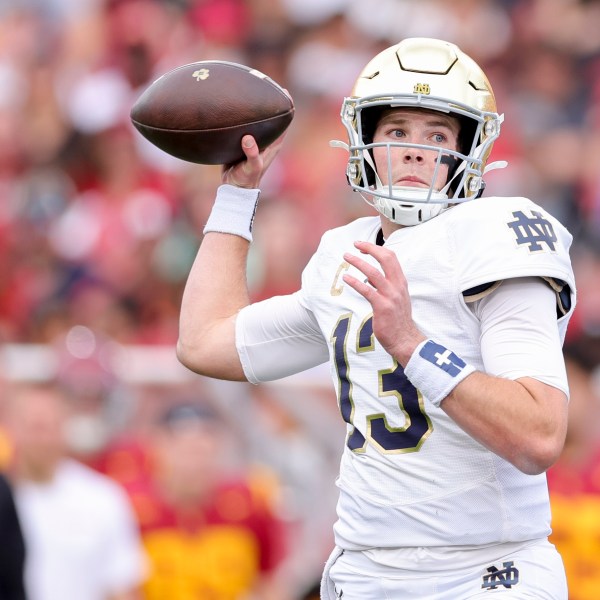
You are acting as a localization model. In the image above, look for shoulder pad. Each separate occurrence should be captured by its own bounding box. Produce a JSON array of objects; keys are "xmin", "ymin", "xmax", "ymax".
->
[{"xmin": 448, "ymin": 197, "xmax": 575, "ymax": 295}]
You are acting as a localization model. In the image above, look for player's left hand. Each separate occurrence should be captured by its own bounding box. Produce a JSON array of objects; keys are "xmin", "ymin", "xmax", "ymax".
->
[{"xmin": 343, "ymin": 240, "xmax": 426, "ymax": 365}]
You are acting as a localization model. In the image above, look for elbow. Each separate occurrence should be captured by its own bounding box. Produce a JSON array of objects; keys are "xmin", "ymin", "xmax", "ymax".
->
[
  {"xmin": 514, "ymin": 456, "xmax": 556, "ymax": 477},
  {"xmin": 176, "ymin": 338, "xmax": 204, "ymax": 375},
  {"xmin": 510, "ymin": 379, "xmax": 568, "ymax": 475},
  {"xmin": 176, "ymin": 335, "xmax": 246, "ymax": 382},
  {"xmin": 176, "ymin": 336, "xmax": 220, "ymax": 377},
  {"xmin": 511, "ymin": 434, "xmax": 566, "ymax": 476}
]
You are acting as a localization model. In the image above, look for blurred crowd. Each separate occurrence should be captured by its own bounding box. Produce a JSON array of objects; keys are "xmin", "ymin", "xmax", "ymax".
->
[{"xmin": 0, "ymin": 0, "xmax": 599, "ymax": 598}]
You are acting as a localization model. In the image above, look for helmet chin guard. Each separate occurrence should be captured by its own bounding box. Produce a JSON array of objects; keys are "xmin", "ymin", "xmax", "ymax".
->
[
  {"xmin": 333, "ymin": 38, "xmax": 506, "ymax": 226},
  {"xmin": 371, "ymin": 186, "xmax": 448, "ymax": 226}
]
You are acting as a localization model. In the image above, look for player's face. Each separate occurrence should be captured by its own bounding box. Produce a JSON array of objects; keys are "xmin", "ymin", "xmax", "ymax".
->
[{"xmin": 372, "ymin": 108, "xmax": 461, "ymax": 191}]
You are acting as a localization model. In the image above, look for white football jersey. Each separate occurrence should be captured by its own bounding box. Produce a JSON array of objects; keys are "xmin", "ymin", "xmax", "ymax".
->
[{"xmin": 237, "ymin": 195, "xmax": 576, "ymax": 550}]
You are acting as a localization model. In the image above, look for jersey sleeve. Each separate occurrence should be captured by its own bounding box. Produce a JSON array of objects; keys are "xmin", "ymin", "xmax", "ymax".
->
[
  {"xmin": 453, "ymin": 197, "xmax": 576, "ymax": 329},
  {"xmin": 235, "ymin": 291, "xmax": 328, "ymax": 384},
  {"xmin": 235, "ymin": 231, "xmax": 336, "ymax": 384},
  {"xmin": 469, "ymin": 276, "xmax": 569, "ymax": 396}
]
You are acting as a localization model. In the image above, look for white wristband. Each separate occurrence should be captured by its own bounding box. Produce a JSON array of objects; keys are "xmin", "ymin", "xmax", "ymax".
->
[
  {"xmin": 404, "ymin": 339, "xmax": 476, "ymax": 407},
  {"xmin": 203, "ymin": 184, "xmax": 260, "ymax": 242}
]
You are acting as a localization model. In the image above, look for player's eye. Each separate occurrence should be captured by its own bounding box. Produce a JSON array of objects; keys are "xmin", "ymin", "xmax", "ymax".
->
[{"xmin": 432, "ymin": 133, "xmax": 447, "ymax": 143}]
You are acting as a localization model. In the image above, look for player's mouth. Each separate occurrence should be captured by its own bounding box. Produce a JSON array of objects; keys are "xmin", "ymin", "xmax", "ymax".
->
[{"xmin": 396, "ymin": 175, "xmax": 428, "ymax": 187}]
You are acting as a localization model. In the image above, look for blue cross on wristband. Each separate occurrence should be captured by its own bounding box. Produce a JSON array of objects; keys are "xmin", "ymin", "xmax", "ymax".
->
[{"xmin": 419, "ymin": 340, "xmax": 467, "ymax": 377}]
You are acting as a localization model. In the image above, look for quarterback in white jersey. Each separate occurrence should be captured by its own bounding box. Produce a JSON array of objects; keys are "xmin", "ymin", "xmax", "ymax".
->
[{"xmin": 178, "ymin": 38, "xmax": 576, "ymax": 599}]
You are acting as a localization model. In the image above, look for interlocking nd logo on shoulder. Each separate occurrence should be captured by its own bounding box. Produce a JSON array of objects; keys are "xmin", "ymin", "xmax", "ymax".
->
[{"xmin": 507, "ymin": 210, "xmax": 557, "ymax": 252}]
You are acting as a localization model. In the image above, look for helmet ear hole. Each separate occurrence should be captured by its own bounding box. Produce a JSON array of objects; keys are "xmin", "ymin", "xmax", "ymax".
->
[
  {"xmin": 457, "ymin": 116, "xmax": 478, "ymax": 156},
  {"xmin": 359, "ymin": 106, "xmax": 386, "ymax": 146}
]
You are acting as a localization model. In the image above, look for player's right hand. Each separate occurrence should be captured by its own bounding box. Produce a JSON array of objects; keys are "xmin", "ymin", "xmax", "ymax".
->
[
  {"xmin": 343, "ymin": 240, "xmax": 426, "ymax": 366},
  {"xmin": 222, "ymin": 134, "xmax": 285, "ymax": 189}
]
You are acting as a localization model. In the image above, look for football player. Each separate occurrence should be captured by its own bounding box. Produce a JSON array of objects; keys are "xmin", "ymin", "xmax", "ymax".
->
[{"xmin": 177, "ymin": 38, "xmax": 576, "ymax": 599}]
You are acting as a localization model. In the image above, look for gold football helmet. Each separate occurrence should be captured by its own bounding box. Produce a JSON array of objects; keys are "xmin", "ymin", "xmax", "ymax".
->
[{"xmin": 333, "ymin": 38, "xmax": 506, "ymax": 226}]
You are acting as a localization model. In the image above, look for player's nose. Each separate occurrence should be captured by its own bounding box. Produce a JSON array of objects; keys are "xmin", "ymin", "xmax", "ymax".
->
[{"xmin": 402, "ymin": 147, "xmax": 425, "ymax": 163}]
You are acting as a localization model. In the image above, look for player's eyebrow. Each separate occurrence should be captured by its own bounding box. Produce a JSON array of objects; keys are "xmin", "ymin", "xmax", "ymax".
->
[{"xmin": 379, "ymin": 112, "xmax": 459, "ymax": 134}]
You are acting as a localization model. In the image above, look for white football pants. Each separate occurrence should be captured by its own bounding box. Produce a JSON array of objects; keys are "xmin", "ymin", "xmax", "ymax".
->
[{"xmin": 320, "ymin": 539, "xmax": 567, "ymax": 599}]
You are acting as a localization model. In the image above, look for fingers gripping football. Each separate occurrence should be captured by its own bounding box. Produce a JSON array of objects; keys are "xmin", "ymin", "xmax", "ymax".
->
[{"xmin": 222, "ymin": 133, "xmax": 285, "ymax": 189}]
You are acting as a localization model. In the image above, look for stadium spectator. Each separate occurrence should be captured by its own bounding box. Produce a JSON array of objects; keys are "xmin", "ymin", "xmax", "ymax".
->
[
  {"xmin": 121, "ymin": 401, "xmax": 288, "ymax": 600},
  {"xmin": 4, "ymin": 382, "xmax": 147, "ymax": 600}
]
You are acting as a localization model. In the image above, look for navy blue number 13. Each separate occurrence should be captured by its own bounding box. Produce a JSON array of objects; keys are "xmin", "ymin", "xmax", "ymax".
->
[{"xmin": 331, "ymin": 314, "xmax": 432, "ymax": 454}]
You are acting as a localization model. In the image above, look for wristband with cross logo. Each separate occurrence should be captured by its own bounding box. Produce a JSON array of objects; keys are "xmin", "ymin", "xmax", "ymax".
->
[{"xmin": 404, "ymin": 339, "xmax": 476, "ymax": 408}]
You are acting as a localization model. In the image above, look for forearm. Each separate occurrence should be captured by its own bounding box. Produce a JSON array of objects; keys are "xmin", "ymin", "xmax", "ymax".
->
[
  {"xmin": 177, "ymin": 231, "xmax": 249, "ymax": 379},
  {"xmin": 397, "ymin": 335, "xmax": 568, "ymax": 475},
  {"xmin": 440, "ymin": 371, "xmax": 567, "ymax": 475},
  {"xmin": 178, "ymin": 135, "xmax": 286, "ymax": 379}
]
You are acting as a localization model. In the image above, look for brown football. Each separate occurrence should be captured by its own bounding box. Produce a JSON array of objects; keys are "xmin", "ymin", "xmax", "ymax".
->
[{"xmin": 130, "ymin": 60, "xmax": 294, "ymax": 165}]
